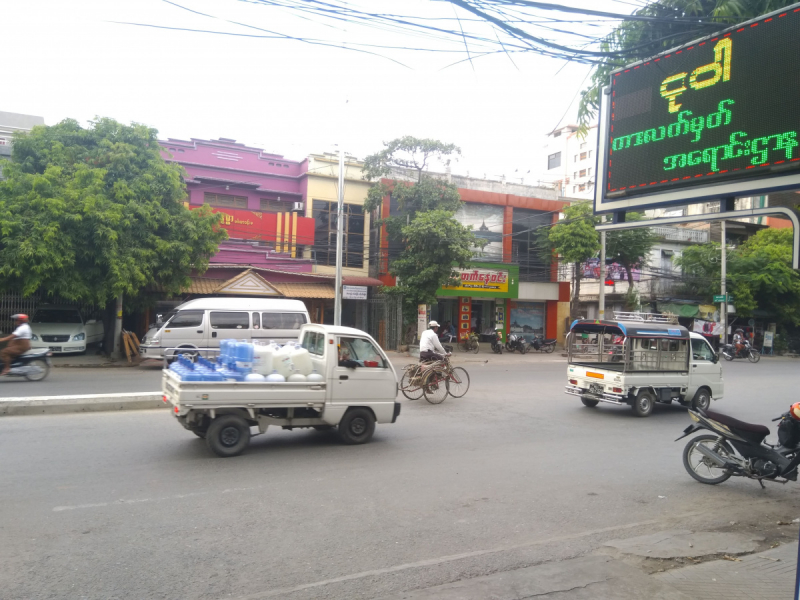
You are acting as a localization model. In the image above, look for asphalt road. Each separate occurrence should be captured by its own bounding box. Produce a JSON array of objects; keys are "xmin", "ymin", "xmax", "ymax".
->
[
  {"xmin": 1, "ymin": 356, "xmax": 798, "ymax": 600},
  {"xmin": 0, "ymin": 365, "xmax": 164, "ymax": 397}
]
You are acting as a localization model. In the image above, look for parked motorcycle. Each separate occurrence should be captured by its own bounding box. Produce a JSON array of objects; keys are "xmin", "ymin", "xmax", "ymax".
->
[
  {"xmin": 530, "ymin": 336, "xmax": 557, "ymax": 353},
  {"xmin": 2, "ymin": 348, "xmax": 51, "ymax": 381},
  {"xmin": 490, "ymin": 329, "xmax": 503, "ymax": 354},
  {"xmin": 676, "ymin": 405, "xmax": 800, "ymax": 487},
  {"xmin": 505, "ymin": 333, "xmax": 528, "ymax": 354},
  {"xmin": 720, "ymin": 341, "xmax": 760, "ymax": 363}
]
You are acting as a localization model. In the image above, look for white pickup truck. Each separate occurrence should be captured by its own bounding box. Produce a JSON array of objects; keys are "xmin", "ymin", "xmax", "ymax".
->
[
  {"xmin": 163, "ymin": 324, "xmax": 401, "ymax": 457},
  {"xmin": 564, "ymin": 318, "xmax": 723, "ymax": 417}
]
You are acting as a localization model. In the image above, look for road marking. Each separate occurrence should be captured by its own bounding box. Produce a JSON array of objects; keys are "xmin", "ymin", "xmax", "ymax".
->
[
  {"xmin": 1, "ymin": 391, "xmax": 161, "ymax": 403},
  {"xmin": 53, "ymin": 491, "xmax": 209, "ymax": 511}
]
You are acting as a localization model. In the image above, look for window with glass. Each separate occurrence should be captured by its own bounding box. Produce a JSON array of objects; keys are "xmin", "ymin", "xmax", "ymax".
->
[
  {"xmin": 204, "ymin": 193, "xmax": 247, "ymax": 208},
  {"xmin": 209, "ymin": 312, "xmax": 249, "ymax": 329},
  {"xmin": 691, "ymin": 338, "xmax": 715, "ymax": 361},
  {"xmin": 260, "ymin": 198, "xmax": 290, "ymax": 213},
  {"xmin": 511, "ymin": 209, "xmax": 552, "ymax": 283},
  {"xmin": 312, "ymin": 200, "xmax": 364, "ymax": 268},
  {"xmin": 302, "ymin": 330, "xmax": 325, "ymax": 356},
  {"xmin": 166, "ymin": 311, "xmax": 204, "ymax": 328},
  {"xmin": 579, "ymin": 152, "xmax": 587, "ymax": 161},
  {"xmin": 547, "ymin": 152, "xmax": 561, "ymax": 170},
  {"xmin": 261, "ymin": 312, "xmax": 308, "ymax": 330},
  {"xmin": 337, "ymin": 336, "xmax": 386, "ymax": 368}
]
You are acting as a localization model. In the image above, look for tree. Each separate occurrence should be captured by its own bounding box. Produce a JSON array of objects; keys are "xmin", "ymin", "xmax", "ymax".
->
[
  {"xmin": 362, "ymin": 136, "xmax": 482, "ymax": 334},
  {"xmin": 548, "ymin": 202, "xmax": 600, "ymax": 320},
  {"xmin": 577, "ymin": 0, "xmax": 796, "ymax": 133},
  {"xmin": 605, "ymin": 212, "xmax": 658, "ymax": 293},
  {"xmin": 0, "ymin": 117, "xmax": 227, "ymax": 310},
  {"xmin": 675, "ymin": 228, "xmax": 800, "ymax": 327}
]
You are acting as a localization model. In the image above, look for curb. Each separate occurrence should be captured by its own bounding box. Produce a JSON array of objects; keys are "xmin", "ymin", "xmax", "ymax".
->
[{"xmin": 0, "ymin": 392, "xmax": 166, "ymax": 416}]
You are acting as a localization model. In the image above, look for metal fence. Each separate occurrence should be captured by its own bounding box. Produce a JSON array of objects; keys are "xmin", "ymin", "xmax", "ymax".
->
[
  {"xmin": 0, "ymin": 293, "xmax": 89, "ymax": 334},
  {"xmin": 366, "ymin": 294, "xmax": 401, "ymax": 351}
]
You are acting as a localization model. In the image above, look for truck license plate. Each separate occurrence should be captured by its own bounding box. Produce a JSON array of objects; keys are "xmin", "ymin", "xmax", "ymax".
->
[
  {"xmin": 590, "ymin": 383, "xmax": 602, "ymax": 395},
  {"xmin": 49, "ymin": 346, "xmax": 62, "ymax": 352}
]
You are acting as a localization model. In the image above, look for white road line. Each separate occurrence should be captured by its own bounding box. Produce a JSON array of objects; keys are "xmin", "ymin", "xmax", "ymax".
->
[{"xmin": 1, "ymin": 392, "xmax": 162, "ymax": 403}]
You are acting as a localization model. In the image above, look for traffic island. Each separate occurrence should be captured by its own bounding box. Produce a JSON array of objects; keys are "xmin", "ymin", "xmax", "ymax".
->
[{"xmin": 0, "ymin": 392, "xmax": 165, "ymax": 416}]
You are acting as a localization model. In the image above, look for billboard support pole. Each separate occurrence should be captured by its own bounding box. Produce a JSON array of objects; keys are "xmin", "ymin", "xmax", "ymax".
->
[
  {"xmin": 721, "ymin": 219, "xmax": 727, "ymax": 346},
  {"xmin": 599, "ymin": 230, "xmax": 606, "ymax": 319}
]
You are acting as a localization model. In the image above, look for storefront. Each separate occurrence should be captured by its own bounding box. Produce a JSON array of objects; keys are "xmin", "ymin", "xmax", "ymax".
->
[
  {"xmin": 507, "ymin": 301, "xmax": 546, "ymax": 341},
  {"xmin": 433, "ymin": 263, "xmax": 520, "ymax": 342}
]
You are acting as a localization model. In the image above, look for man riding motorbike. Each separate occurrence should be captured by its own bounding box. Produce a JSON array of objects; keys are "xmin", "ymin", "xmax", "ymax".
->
[
  {"xmin": 0, "ymin": 314, "xmax": 33, "ymax": 376},
  {"xmin": 420, "ymin": 320, "xmax": 451, "ymax": 362},
  {"xmin": 733, "ymin": 328, "xmax": 746, "ymax": 357}
]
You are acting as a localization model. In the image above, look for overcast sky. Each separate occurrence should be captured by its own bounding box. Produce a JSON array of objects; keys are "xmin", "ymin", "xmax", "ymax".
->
[{"xmin": 4, "ymin": 0, "xmax": 625, "ymax": 185}]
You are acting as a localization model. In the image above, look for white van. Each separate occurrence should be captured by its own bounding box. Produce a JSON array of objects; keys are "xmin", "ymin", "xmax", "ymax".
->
[{"xmin": 140, "ymin": 297, "xmax": 310, "ymax": 359}]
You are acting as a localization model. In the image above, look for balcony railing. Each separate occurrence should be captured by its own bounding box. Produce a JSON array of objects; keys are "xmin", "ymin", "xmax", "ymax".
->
[{"xmin": 652, "ymin": 226, "xmax": 708, "ymax": 244}]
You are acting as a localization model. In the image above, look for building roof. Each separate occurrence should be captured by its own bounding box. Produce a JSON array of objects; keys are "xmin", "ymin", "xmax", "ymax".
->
[{"xmin": 271, "ymin": 282, "xmax": 335, "ymax": 299}]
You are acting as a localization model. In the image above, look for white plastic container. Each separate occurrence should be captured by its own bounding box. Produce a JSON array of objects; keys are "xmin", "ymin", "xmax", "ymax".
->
[
  {"xmin": 265, "ymin": 370, "xmax": 286, "ymax": 383},
  {"xmin": 244, "ymin": 373, "xmax": 266, "ymax": 382},
  {"xmin": 252, "ymin": 343, "xmax": 274, "ymax": 376},
  {"xmin": 288, "ymin": 347, "xmax": 312, "ymax": 375},
  {"xmin": 272, "ymin": 345, "xmax": 294, "ymax": 379},
  {"xmin": 307, "ymin": 370, "xmax": 324, "ymax": 383},
  {"xmin": 287, "ymin": 371, "xmax": 307, "ymax": 382}
]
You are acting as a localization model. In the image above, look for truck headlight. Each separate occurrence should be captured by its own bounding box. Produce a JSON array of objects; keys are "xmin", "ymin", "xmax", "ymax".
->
[{"xmin": 72, "ymin": 333, "xmax": 86, "ymax": 341}]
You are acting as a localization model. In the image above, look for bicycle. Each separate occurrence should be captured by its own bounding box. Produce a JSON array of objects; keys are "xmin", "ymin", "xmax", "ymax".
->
[
  {"xmin": 458, "ymin": 333, "xmax": 480, "ymax": 354},
  {"xmin": 399, "ymin": 355, "xmax": 470, "ymax": 404}
]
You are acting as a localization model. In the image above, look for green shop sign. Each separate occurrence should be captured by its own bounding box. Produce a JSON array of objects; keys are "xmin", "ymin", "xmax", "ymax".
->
[{"xmin": 437, "ymin": 263, "xmax": 519, "ymax": 299}]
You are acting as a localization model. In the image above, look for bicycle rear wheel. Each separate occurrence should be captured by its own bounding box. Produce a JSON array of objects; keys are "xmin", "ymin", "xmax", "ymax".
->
[
  {"xmin": 400, "ymin": 368, "xmax": 424, "ymax": 400},
  {"xmin": 422, "ymin": 372, "xmax": 449, "ymax": 404},
  {"xmin": 471, "ymin": 340, "xmax": 480, "ymax": 354},
  {"xmin": 446, "ymin": 367, "xmax": 470, "ymax": 398}
]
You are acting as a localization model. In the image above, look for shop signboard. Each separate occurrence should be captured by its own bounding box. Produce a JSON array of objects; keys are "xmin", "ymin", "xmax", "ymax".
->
[
  {"xmin": 438, "ymin": 264, "xmax": 519, "ymax": 299},
  {"xmin": 342, "ymin": 285, "xmax": 368, "ymax": 300},
  {"xmin": 202, "ymin": 206, "xmax": 315, "ymax": 246},
  {"xmin": 763, "ymin": 331, "xmax": 774, "ymax": 348}
]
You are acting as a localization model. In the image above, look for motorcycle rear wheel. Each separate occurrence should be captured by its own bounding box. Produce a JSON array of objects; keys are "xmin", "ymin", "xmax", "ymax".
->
[
  {"xmin": 747, "ymin": 349, "xmax": 761, "ymax": 363},
  {"xmin": 721, "ymin": 349, "xmax": 734, "ymax": 361},
  {"xmin": 683, "ymin": 434, "xmax": 734, "ymax": 485},
  {"xmin": 24, "ymin": 359, "xmax": 49, "ymax": 382},
  {"xmin": 544, "ymin": 343, "xmax": 556, "ymax": 354}
]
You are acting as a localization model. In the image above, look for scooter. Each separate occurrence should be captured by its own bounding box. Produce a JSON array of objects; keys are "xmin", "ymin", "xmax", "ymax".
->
[
  {"xmin": 505, "ymin": 333, "xmax": 528, "ymax": 354},
  {"xmin": 2, "ymin": 349, "xmax": 52, "ymax": 381},
  {"xmin": 490, "ymin": 329, "xmax": 504, "ymax": 354},
  {"xmin": 530, "ymin": 336, "xmax": 557, "ymax": 353}
]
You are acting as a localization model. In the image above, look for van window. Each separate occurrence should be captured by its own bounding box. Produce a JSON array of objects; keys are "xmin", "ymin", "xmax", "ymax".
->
[
  {"xmin": 167, "ymin": 311, "xmax": 203, "ymax": 328},
  {"xmin": 252, "ymin": 312, "xmax": 261, "ymax": 329},
  {"xmin": 261, "ymin": 312, "xmax": 308, "ymax": 329},
  {"xmin": 210, "ymin": 312, "xmax": 249, "ymax": 330},
  {"xmin": 692, "ymin": 338, "xmax": 715, "ymax": 361},
  {"xmin": 301, "ymin": 331, "xmax": 325, "ymax": 356}
]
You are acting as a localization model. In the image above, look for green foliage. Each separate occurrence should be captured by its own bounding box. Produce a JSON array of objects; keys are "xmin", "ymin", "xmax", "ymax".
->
[
  {"xmin": 675, "ymin": 228, "xmax": 800, "ymax": 326},
  {"xmin": 363, "ymin": 136, "xmax": 479, "ymax": 323},
  {"xmin": 606, "ymin": 212, "xmax": 658, "ymax": 291},
  {"xmin": 548, "ymin": 202, "xmax": 600, "ymax": 263},
  {"xmin": 0, "ymin": 118, "xmax": 227, "ymax": 306},
  {"xmin": 577, "ymin": 0, "xmax": 797, "ymax": 134}
]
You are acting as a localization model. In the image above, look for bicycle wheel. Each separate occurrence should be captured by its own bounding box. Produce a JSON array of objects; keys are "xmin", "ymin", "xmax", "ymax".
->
[
  {"xmin": 422, "ymin": 372, "xmax": 449, "ymax": 404},
  {"xmin": 459, "ymin": 341, "xmax": 468, "ymax": 353},
  {"xmin": 446, "ymin": 367, "xmax": 470, "ymax": 398},
  {"xmin": 400, "ymin": 368, "xmax": 424, "ymax": 400},
  {"xmin": 471, "ymin": 340, "xmax": 480, "ymax": 354}
]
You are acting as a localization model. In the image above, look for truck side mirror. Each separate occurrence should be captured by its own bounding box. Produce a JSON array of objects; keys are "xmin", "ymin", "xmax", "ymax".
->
[{"xmin": 712, "ymin": 353, "xmax": 719, "ymax": 364}]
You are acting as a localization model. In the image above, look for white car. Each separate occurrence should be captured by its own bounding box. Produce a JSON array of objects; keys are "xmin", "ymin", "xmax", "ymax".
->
[{"xmin": 30, "ymin": 306, "xmax": 104, "ymax": 354}]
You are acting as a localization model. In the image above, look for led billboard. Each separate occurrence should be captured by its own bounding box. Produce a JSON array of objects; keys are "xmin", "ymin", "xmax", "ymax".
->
[{"xmin": 596, "ymin": 4, "xmax": 800, "ymax": 212}]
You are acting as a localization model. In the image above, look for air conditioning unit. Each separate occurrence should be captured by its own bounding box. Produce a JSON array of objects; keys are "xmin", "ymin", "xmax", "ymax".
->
[{"xmin": 291, "ymin": 202, "xmax": 304, "ymax": 213}]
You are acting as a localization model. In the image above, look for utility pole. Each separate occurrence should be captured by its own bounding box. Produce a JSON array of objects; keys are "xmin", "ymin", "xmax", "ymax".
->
[
  {"xmin": 599, "ymin": 231, "xmax": 606, "ymax": 320},
  {"xmin": 334, "ymin": 146, "xmax": 345, "ymax": 326},
  {"xmin": 720, "ymin": 219, "xmax": 727, "ymax": 345}
]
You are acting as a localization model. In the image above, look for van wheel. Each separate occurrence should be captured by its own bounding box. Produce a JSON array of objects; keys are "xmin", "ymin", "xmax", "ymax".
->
[
  {"xmin": 206, "ymin": 415, "xmax": 251, "ymax": 457},
  {"xmin": 633, "ymin": 390, "xmax": 655, "ymax": 417},
  {"xmin": 338, "ymin": 409, "xmax": 375, "ymax": 445},
  {"xmin": 692, "ymin": 388, "xmax": 711, "ymax": 411}
]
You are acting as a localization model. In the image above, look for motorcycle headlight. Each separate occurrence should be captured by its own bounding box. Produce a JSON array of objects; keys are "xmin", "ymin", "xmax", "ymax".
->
[
  {"xmin": 72, "ymin": 333, "xmax": 86, "ymax": 341},
  {"xmin": 31, "ymin": 334, "xmax": 39, "ymax": 341}
]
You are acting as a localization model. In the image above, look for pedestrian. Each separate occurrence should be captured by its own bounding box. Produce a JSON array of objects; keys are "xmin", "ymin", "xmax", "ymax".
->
[{"xmin": 0, "ymin": 314, "xmax": 33, "ymax": 376}]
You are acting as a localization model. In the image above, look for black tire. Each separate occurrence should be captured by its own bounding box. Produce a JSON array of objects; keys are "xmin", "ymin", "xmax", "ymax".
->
[
  {"xmin": 520, "ymin": 344, "xmax": 528, "ymax": 355},
  {"xmin": 400, "ymin": 369, "xmax": 424, "ymax": 400},
  {"xmin": 338, "ymin": 408, "xmax": 376, "ymax": 444},
  {"xmin": 691, "ymin": 388, "xmax": 711, "ymax": 411},
  {"xmin": 24, "ymin": 359, "xmax": 49, "ymax": 381},
  {"xmin": 446, "ymin": 367, "xmax": 470, "ymax": 398},
  {"xmin": 721, "ymin": 348, "xmax": 734, "ymax": 361},
  {"xmin": 682, "ymin": 434, "xmax": 734, "ymax": 484},
  {"xmin": 748, "ymin": 348, "xmax": 761, "ymax": 363},
  {"xmin": 632, "ymin": 390, "xmax": 655, "ymax": 417},
  {"xmin": 191, "ymin": 429, "xmax": 207, "ymax": 439},
  {"xmin": 505, "ymin": 342, "xmax": 513, "ymax": 352},
  {"xmin": 544, "ymin": 343, "xmax": 556, "ymax": 354},
  {"xmin": 206, "ymin": 415, "xmax": 251, "ymax": 458},
  {"xmin": 581, "ymin": 397, "xmax": 599, "ymax": 408}
]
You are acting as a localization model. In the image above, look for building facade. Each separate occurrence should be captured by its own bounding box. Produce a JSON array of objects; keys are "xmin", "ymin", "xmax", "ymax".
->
[
  {"xmin": 542, "ymin": 124, "xmax": 598, "ymax": 200},
  {"xmin": 0, "ymin": 111, "xmax": 45, "ymax": 176}
]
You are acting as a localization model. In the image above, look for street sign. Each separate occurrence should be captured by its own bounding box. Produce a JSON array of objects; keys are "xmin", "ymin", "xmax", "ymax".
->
[
  {"xmin": 342, "ymin": 285, "xmax": 368, "ymax": 300},
  {"xmin": 713, "ymin": 294, "xmax": 734, "ymax": 302},
  {"xmin": 596, "ymin": 4, "xmax": 800, "ymax": 213}
]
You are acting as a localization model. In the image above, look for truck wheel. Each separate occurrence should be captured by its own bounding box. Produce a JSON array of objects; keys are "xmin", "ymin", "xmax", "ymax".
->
[
  {"xmin": 206, "ymin": 415, "xmax": 251, "ymax": 457},
  {"xmin": 581, "ymin": 397, "xmax": 599, "ymax": 408},
  {"xmin": 691, "ymin": 388, "xmax": 711, "ymax": 411},
  {"xmin": 633, "ymin": 390, "xmax": 655, "ymax": 417},
  {"xmin": 338, "ymin": 408, "xmax": 376, "ymax": 445}
]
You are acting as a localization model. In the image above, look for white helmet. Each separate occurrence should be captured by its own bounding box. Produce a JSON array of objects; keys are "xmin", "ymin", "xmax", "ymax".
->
[{"xmin": 428, "ymin": 320, "xmax": 440, "ymax": 328}]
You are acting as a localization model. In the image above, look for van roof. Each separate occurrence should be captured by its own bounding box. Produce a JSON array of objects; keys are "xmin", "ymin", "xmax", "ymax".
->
[
  {"xmin": 570, "ymin": 319, "xmax": 690, "ymax": 339},
  {"xmin": 175, "ymin": 297, "xmax": 309, "ymax": 312}
]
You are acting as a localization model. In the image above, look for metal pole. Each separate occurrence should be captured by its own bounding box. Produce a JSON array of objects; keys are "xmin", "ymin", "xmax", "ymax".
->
[
  {"xmin": 112, "ymin": 293, "xmax": 123, "ymax": 359},
  {"xmin": 334, "ymin": 146, "xmax": 345, "ymax": 326},
  {"xmin": 720, "ymin": 220, "xmax": 727, "ymax": 346},
  {"xmin": 599, "ymin": 231, "xmax": 606, "ymax": 320}
]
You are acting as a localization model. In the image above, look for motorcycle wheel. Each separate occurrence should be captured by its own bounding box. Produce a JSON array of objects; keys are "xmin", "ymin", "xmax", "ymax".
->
[
  {"xmin": 505, "ymin": 342, "xmax": 513, "ymax": 352},
  {"xmin": 544, "ymin": 343, "xmax": 556, "ymax": 354},
  {"xmin": 24, "ymin": 359, "xmax": 49, "ymax": 382},
  {"xmin": 747, "ymin": 349, "xmax": 761, "ymax": 363},
  {"xmin": 721, "ymin": 349, "xmax": 734, "ymax": 361},
  {"xmin": 520, "ymin": 344, "xmax": 528, "ymax": 355},
  {"xmin": 682, "ymin": 434, "xmax": 734, "ymax": 485}
]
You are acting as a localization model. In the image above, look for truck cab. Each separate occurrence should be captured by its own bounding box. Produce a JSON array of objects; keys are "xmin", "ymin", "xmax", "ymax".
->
[{"xmin": 564, "ymin": 317, "xmax": 723, "ymax": 417}]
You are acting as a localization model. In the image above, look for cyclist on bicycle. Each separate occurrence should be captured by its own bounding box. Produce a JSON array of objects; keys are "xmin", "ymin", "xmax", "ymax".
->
[{"xmin": 420, "ymin": 321, "xmax": 450, "ymax": 363}]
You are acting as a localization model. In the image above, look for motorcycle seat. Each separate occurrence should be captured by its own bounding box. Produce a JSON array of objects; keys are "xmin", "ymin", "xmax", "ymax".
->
[{"xmin": 704, "ymin": 409, "xmax": 770, "ymax": 437}]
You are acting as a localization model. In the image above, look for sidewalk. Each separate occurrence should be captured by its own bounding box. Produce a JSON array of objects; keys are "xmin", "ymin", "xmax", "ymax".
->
[{"xmin": 48, "ymin": 353, "xmax": 142, "ymax": 368}]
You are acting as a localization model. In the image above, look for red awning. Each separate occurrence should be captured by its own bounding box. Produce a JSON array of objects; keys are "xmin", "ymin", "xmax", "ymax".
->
[{"xmin": 342, "ymin": 276, "xmax": 384, "ymax": 287}]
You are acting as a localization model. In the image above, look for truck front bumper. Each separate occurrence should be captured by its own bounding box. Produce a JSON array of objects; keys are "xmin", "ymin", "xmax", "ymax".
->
[{"xmin": 565, "ymin": 385, "xmax": 627, "ymax": 405}]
